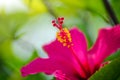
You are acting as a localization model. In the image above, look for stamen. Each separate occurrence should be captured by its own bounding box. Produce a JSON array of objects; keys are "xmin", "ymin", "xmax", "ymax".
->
[
  {"xmin": 52, "ymin": 17, "xmax": 73, "ymax": 48},
  {"xmin": 52, "ymin": 18, "xmax": 90, "ymax": 77}
]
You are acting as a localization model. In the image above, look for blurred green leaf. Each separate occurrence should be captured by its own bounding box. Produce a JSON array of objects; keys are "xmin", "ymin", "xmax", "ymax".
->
[
  {"xmin": 22, "ymin": 73, "xmax": 53, "ymax": 80},
  {"xmin": 105, "ymin": 50, "xmax": 120, "ymax": 61},
  {"xmin": 0, "ymin": 12, "xmax": 30, "ymax": 40},
  {"xmin": 89, "ymin": 56, "xmax": 120, "ymax": 80},
  {"xmin": 111, "ymin": 0, "xmax": 120, "ymax": 22},
  {"xmin": 0, "ymin": 58, "xmax": 10, "ymax": 80}
]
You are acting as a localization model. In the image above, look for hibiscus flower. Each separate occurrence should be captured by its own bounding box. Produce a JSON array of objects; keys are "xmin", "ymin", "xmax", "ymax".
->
[{"xmin": 21, "ymin": 17, "xmax": 120, "ymax": 80}]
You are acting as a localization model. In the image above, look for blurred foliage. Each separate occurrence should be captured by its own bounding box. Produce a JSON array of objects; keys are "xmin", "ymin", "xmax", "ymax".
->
[
  {"xmin": 0, "ymin": 12, "xmax": 29, "ymax": 40},
  {"xmin": 90, "ymin": 56, "xmax": 120, "ymax": 80},
  {"xmin": 24, "ymin": 0, "xmax": 47, "ymax": 15},
  {"xmin": 111, "ymin": 0, "xmax": 120, "ymax": 22},
  {"xmin": 0, "ymin": 0, "xmax": 120, "ymax": 80}
]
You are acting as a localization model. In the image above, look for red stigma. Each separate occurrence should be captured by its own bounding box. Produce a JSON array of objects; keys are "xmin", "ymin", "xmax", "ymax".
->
[{"xmin": 52, "ymin": 17, "xmax": 64, "ymax": 30}]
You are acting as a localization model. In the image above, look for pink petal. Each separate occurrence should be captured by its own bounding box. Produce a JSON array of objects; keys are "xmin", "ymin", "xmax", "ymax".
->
[
  {"xmin": 88, "ymin": 25, "xmax": 120, "ymax": 71},
  {"xmin": 43, "ymin": 39, "xmax": 87, "ymax": 78},
  {"xmin": 70, "ymin": 27, "xmax": 90, "ymax": 74},
  {"xmin": 21, "ymin": 57, "xmax": 79, "ymax": 80}
]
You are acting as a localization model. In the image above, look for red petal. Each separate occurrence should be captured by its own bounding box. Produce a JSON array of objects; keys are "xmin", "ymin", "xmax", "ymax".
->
[
  {"xmin": 70, "ymin": 27, "xmax": 90, "ymax": 74},
  {"xmin": 43, "ymin": 39, "xmax": 87, "ymax": 78},
  {"xmin": 88, "ymin": 25, "xmax": 120, "ymax": 72},
  {"xmin": 21, "ymin": 57, "xmax": 79, "ymax": 80}
]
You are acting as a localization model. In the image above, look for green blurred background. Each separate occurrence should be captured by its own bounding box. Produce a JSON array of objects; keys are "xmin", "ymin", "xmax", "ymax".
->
[{"xmin": 0, "ymin": 0, "xmax": 120, "ymax": 80}]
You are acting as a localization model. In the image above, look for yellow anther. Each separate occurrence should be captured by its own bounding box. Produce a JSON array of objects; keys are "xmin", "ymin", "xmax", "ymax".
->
[
  {"xmin": 56, "ymin": 28, "xmax": 73, "ymax": 48},
  {"xmin": 69, "ymin": 39, "xmax": 72, "ymax": 42},
  {"xmin": 63, "ymin": 43, "xmax": 67, "ymax": 46},
  {"xmin": 64, "ymin": 28, "xmax": 69, "ymax": 33},
  {"xmin": 59, "ymin": 40, "xmax": 63, "ymax": 43},
  {"xmin": 67, "ymin": 45, "xmax": 70, "ymax": 48},
  {"xmin": 62, "ymin": 39, "xmax": 66, "ymax": 42}
]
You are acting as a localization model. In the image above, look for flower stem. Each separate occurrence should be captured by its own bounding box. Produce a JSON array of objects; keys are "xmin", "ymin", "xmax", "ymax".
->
[{"xmin": 103, "ymin": 0, "xmax": 119, "ymax": 25}]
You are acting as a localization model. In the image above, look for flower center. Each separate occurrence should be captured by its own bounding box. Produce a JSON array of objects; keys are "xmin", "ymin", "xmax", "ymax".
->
[{"xmin": 52, "ymin": 17, "xmax": 73, "ymax": 48}]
